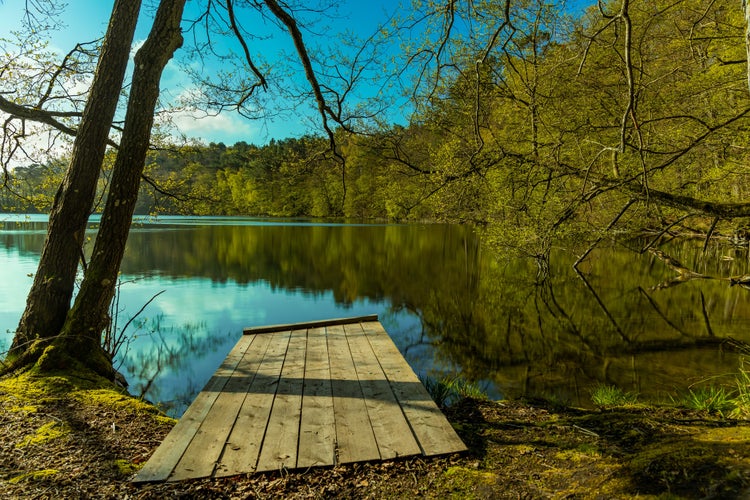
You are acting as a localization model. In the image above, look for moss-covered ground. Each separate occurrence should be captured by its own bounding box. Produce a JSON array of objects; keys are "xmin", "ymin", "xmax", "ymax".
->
[{"xmin": 1, "ymin": 368, "xmax": 749, "ymax": 498}]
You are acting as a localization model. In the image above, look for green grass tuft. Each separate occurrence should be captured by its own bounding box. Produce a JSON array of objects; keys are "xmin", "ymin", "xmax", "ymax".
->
[
  {"xmin": 674, "ymin": 386, "xmax": 734, "ymax": 415},
  {"xmin": 420, "ymin": 374, "xmax": 488, "ymax": 408},
  {"xmin": 590, "ymin": 384, "xmax": 638, "ymax": 407},
  {"xmin": 730, "ymin": 357, "xmax": 750, "ymax": 418}
]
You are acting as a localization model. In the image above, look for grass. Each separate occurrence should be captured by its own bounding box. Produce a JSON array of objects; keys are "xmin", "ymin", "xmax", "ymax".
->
[
  {"xmin": 665, "ymin": 358, "xmax": 750, "ymax": 417},
  {"xmin": 421, "ymin": 359, "xmax": 750, "ymax": 419},
  {"xmin": 424, "ymin": 358, "xmax": 750, "ymax": 418},
  {"xmin": 590, "ymin": 384, "xmax": 638, "ymax": 407},
  {"xmin": 420, "ymin": 374, "xmax": 487, "ymax": 408},
  {"xmin": 730, "ymin": 357, "xmax": 750, "ymax": 418},
  {"xmin": 673, "ymin": 386, "xmax": 734, "ymax": 415},
  {"xmin": 590, "ymin": 357, "xmax": 750, "ymax": 417}
]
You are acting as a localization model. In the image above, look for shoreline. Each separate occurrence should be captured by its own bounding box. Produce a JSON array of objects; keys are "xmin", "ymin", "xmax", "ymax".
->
[{"xmin": 1, "ymin": 368, "xmax": 749, "ymax": 499}]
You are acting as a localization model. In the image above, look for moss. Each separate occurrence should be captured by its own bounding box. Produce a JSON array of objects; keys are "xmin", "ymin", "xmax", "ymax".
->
[
  {"xmin": 0, "ymin": 369, "xmax": 52, "ymax": 403},
  {"xmin": 36, "ymin": 344, "xmax": 70, "ymax": 372},
  {"xmin": 9, "ymin": 404, "xmax": 37, "ymax": 413},
  {"xmin": 112, "ymin": 459, "xmax": 142, "ymax": 476},
  {"xmin": 1, "ymin": 365, "xmax": 103, "ymax": 397},
  {"xmin": 8, "ymin": 469, "xmax": 59, "ymax": 484},
  {"xmin": 0, "ymin": 367, "xmax": 174, "ymax": 427},
  {"xmin": 695, "ymin": 426, "xmax": 750, "ymax": 444},
  {"xmin": 627, "ymin": 435, "xmax": 748, "ymax": 497},
  {"xmin": 26, "ymin": 335, "xmax": 114, "ymax": 380},
  {"xmin": 554, "ymin": 444, "xmax": 601, "ymax": 463},
  {"xmin": 74, "ymin": 389, "xmax": 176, "ymax": 426},
  {"xmin": 575, "ymin": 442, "xmax": 600, "ymax": 455},
  {"xmin": 16, "ymin": 421, "xmax": 69, "ymax": 448},
  {"xmin": 440, "ymin": 466, "xmax": 499, "ymax": 499},
  {"xmin": 510, "ymin": 444, "xmax": 536, "ymax": 455}
]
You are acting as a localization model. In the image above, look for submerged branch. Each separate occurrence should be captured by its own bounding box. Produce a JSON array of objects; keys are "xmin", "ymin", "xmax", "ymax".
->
[
  {"xmin": 573, "ymin": 267, "xmax": 628, "ymax": 342},
  {"xmin": 648, "ymin": 248, "xmax": 714, "ymax": 290},
  {"xmin": 700, "ymin": 291, "xmax": 714, "ymax": 337},
  {"xmin": 646, "ymin": 248, "xmax": 750, "ymax": 291},
  {"xmin": 574, "ymin": 198, "xmax": 636, "ymax": 269},
  {"xmin": 638, "ymin": 286, "xmax": 692, "ymax": 338}
]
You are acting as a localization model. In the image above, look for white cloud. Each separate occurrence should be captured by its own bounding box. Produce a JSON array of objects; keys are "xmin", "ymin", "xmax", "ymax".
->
[
  {"xmin": 131, "ymin": 39, "xmax": 146, "ymax": 58},
  {"xmin": 163, "ymin": 108, "xmax": 260, "ymax": 145}
]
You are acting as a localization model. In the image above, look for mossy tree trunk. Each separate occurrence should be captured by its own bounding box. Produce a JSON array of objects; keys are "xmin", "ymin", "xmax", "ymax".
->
[
  {"xmin": 745, "ymin": 0, "xmax": 750, "ymax": 93},
  {"xmin": 53, "ymin": 0, "xmax": 187, "ymax": 378},
  {"xmin": 10, "ymin": 0, "xmax": 142, "ymax": 357}
]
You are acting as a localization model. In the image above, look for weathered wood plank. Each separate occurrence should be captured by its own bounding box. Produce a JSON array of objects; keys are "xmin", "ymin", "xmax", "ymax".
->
[
  {"xmin": 244, "ymin": 315, "xmax": 378, "ymax": 335},
  {"xmin": 254, "ymin": 328, "xmax": 307, "ymax": 472},
  {"xmin": 327, "ymin": 324, "xmax": 380, "ymax": 464},
  {"xmin": 343, "ymin": 323, "xmax": 421, "ymax": 459},
  {"xmin": 167, "ymin": 333, "xmax": 273, "ymax": 481},
  {"xmin": 133, "ymin": 334, "xmax": 256, "ymax": 483},
  {"xmin": 214, "ymin": 330, "xmax": 292, "ymax": 477},
  {"xmin": 135, "ymin": 317, "xmax": 465, "ymax": 483},
  {"xmin": 362, "ymin": 321, "xmax": 467, "ymax": 456},
  {"xmin": 296, "ymin": 327, "xmax": 336, "ymax": 469}
]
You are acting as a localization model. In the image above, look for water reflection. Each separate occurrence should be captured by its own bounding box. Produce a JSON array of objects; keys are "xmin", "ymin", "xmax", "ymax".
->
[
  {"xmin": 1, "ymin": 214, "xmax": 749, "ymax": 416},
  {"xmin": 116, "ymin": 316, "xmax": 236, "ymax": 417}
]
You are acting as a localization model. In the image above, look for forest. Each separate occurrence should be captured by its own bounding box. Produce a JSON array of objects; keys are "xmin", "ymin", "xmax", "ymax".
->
[{"xmin": 4, "ymin": 0, "xmax": 750, "ymax": 264}]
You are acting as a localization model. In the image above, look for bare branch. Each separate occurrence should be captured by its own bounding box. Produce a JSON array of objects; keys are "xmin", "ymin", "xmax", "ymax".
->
[
  {"xmin": 262, "ymin": 0, "xmax": 348, "ymax": 207},
  {"xmin": 0, "ymin": 95, "xmax": 79, "ymax": 136},
  {"xmin": 225, "ymin": 0, "xmax": 267, "ymax": 103}
]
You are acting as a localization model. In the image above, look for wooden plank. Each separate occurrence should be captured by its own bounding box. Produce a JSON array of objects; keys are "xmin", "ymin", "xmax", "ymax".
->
[
  {"xmin": 254, "ymin": 328, "xmax": 307, "ymax": 472},
  {"xmin": 362, "ymin": 321, "xmax": 467, "ymax": 456},
  {"xmin": 327, "ymin": 324, "xmax": 380, "ymax": 464},
  {"xmin": 136, "ymin": 317, "xmax": 466, "ymax": 483},
  {"xmin": 168, "ymin": 333, "xmax": 273, "ymax": 481},
  {"xmin": 214, "ymin": 330, "xmax": 292, "ymax": 477},
  {"xmin": 133, "ymin": 334, "xmax": 256, "ymax": 483},
  {"xmin": 296, "ymin": 327, "xmax": 336, "ymax": 469},
  {"xmin": 244, "ymin": 315, "xmax": 378, "ymax": 335},
  {"xmin": 343, "ymin": 323, "xmax": 421, "ymax": 460}
]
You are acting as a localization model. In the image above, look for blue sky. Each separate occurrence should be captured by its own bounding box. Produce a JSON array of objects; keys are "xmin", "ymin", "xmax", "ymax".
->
[
  {"xmin": 0, "ymin": 0, "xmax": 594, "ymax": 147},
  {"xmin": 0, "ymin": 0, "xmax": 406, "ymax": 145}
]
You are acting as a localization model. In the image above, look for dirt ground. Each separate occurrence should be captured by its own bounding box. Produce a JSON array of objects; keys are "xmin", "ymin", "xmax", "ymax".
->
[{"xmin": 1, "ymin": 370, "xmax": 750, "ymax": 499}]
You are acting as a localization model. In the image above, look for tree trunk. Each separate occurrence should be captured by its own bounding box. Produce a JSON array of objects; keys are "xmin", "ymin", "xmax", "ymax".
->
[
  {"xmin": 56, "ymin": 0, "xmax": 186, "ymax": 375},
  {"xmin": 11, "ymin": 0, "xmax": 142, "ymax": 356}
]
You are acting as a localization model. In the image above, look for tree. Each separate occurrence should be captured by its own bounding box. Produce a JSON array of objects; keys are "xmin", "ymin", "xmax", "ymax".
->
[
  {"xmin": 4, "ymin": 0, "xmax": 350, "ymax": 377},
  {"xmin": 42, "ymin": 0, "xmax": 187, "ymax": 376},
  {"xmin": 553, "ymin": 0, "xmax": 750, "ymax": 237},
  {"xmin": 8, "ymin": 0, "xmax": 143, "ymax": 360},
  {"xmin": 379, "ymin": 0, "xmax": 750, "ymax": 248}
]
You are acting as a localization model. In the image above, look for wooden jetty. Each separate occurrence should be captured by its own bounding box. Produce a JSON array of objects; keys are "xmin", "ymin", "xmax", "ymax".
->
[{"xmin": 133, "ymin": 315, "xmax": 466, "ymax": 482}]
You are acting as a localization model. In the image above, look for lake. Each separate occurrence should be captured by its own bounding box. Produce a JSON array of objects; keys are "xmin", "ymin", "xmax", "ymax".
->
[{"xmin": 2, "ymin": 214, "xmax": 749, "ymax": 417}]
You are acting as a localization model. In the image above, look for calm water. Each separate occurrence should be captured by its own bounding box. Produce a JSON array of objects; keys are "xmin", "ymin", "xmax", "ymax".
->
[{"xmin": 2, "ymin": 214, "xmax": 750, "ymax": 416}]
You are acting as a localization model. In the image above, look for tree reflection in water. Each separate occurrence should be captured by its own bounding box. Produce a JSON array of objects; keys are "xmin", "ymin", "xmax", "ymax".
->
[
  {"xmin": 3, "ymin": 216, "xmax": 750, "ymax": 412},
  {"xmin": 422, "ymin": 236, "xmax": 750, "ymax": 405},
  {"xmin": 117, "ymin": 316, "xmax": 236, "ymax": 417}
]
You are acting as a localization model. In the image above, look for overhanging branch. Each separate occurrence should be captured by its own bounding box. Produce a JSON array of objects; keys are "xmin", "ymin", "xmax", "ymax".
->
[{"xmin": 0, "ymin": 95, "xmax": 79, "ymax": 136}]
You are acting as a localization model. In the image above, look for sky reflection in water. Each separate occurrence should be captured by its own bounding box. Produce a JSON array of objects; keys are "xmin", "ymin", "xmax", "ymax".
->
[
  {"xmin": 3, "ymin": 214, "xmax": 750, "ymax": 417},
  {"xmin": 0, "ymin": 215, "xmax": 452, "ymax": 417}
]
